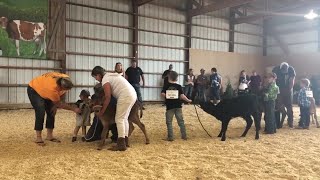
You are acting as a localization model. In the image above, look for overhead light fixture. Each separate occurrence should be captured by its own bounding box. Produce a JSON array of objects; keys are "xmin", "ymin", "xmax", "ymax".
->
[{"xmin": 304, "ymin": 9, "xmax": 318, "ymax": 20}]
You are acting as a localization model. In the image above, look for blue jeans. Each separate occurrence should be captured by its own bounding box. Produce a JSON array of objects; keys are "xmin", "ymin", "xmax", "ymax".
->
[
  {"xmin": 299, "ymin": 106, "xmax": 310, "ymax": 128},
  {"xmin": 210, "ymin": 87, "xmax": 220, "ymax": 101},
  {"xmin": 27, "ymin": 86, "xmax": 56, "ymax": 131},
  {"xmin": 131, "ymin": 83, "xmax": 142, "ymax": 103},
  {"xmin": 184, "ymin": 84, "xmax": 193, "ymax": 99},
  {"xmin": 197, "ymin": 86, "xmax": 207, "ymax": 102},
  {"xmin": 165, "ymin": 108, "xmax": 187, "ymax": 139}
]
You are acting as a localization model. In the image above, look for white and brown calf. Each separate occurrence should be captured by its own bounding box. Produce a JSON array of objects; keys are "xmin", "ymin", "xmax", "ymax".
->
[{"xmin": 0, "ymin": 17, "xmax": 46, "ymax": 56}]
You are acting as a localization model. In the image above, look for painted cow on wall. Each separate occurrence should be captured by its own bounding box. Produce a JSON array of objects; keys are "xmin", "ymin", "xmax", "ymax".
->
[{"xmin": 0, "ymin": 17, "xmax": 46, "ymax": 56}]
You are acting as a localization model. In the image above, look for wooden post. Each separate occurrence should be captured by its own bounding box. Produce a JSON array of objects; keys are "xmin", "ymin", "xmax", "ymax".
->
[
  {"xmin": 132, "ymin": 0, "xmax": 139, "ymax": 65},
  {"xmin": 48, "ymin": 0, "xmax": 66, "ymax": 73}
]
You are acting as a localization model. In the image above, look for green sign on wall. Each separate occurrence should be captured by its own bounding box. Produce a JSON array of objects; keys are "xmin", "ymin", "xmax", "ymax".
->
[{"xmin": 0, "ymin": 0, "xmax": 48, "ymax": 59}]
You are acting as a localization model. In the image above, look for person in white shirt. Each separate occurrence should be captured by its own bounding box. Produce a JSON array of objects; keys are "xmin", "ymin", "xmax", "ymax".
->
[
  {"xmin": 185, "ymin": 69, "xmax": 195, "ymax": 100},
  {"xmin": 91, "ymin": 66, "xmax": 137, "ymax": 151}
]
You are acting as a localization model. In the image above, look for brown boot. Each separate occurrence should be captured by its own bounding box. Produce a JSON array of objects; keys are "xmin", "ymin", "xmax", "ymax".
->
[
  {"xmin": 125, "ymin": 136, "xmax": 130, "ymax": 147},
  {"xmin": 108, "ymin": 137, "xmax": 127, "ymax": 151}
]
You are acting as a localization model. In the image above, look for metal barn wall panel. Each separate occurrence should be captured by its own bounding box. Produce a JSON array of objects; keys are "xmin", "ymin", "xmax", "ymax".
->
[
  {"xmin": 234, "ymin": 23, "xmax": 263, "ymax": 54},
  {"xmin": 267, "ymin": 21, "xmax": 319, "ymax": 56},
  {"xmin": 0, "ymin": 57, "xmax": 59, "ymax": 104},
  {"xmin": 66, "ymin": 0, "xmax": 132, "ymax": 102},
  {"xmin": 191, "ymin": 15, "xmax": 229, "ymax": 51},
  {"xmin": 138, "ymin": 4, "xmax": 186, "ymax": 101}
]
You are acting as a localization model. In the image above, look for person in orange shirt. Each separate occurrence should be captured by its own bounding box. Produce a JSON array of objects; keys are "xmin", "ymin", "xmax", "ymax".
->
[{"xmin": 27, "ymin": 72, "xmax": 81, "ymax": 146}]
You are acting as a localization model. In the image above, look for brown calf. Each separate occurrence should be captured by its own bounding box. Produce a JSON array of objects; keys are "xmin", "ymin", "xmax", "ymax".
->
[{"xmin": 91, "ymin": 84, "xmax": 150, "ymax": 150}]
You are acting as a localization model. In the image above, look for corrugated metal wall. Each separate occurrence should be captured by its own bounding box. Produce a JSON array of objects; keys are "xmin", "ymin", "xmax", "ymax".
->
[
  {"xmin": 267, "ymin": 20, "xmax": 319, "ymax": 56},
  {"xmin": 66, "ymin": 0, "xmax": 132, "ymax": 102},
  {"xmin": 191, "ymin": 10, "xmax": 229, "ymax": 52},
  {"xmin": 0, "ymin": 57, "xmax": 60, "ymax": 104},
  {"xmin": 138, "ymin": 4, "xmax": 186, "ymax": 101},
  {"xmin": 234, "ymin": 23, "xmax": 263, "ymax": 55}
]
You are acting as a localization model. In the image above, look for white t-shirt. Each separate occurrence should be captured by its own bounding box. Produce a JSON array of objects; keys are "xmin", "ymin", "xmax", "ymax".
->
[{"xmin": 101, "ymin": 73, "xmax": 136, "ymax": 99}]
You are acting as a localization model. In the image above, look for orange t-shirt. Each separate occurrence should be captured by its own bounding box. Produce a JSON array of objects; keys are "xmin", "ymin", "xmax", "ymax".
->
[{"xmin": 29, "ymin": 72, "xmax": 70, "ymax": 102}]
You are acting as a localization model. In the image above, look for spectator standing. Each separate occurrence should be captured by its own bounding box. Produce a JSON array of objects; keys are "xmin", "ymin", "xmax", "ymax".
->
[
  {"xmin": 272, "ymin": 62, "xmax": 296, "ymax": 128},
  {"xmin": 125, "ymin": 60, "xmax": 145, "ymax": 107}
]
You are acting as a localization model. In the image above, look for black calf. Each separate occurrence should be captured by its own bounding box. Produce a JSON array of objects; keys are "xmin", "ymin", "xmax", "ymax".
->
[{"xmin": 199, "ymin": 94, "xmax": 261, "ymax": 141}]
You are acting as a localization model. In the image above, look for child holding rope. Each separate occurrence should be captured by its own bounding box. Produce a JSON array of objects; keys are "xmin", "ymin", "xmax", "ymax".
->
[{"xmin": 161, "ymin": 71, "xmax": 192, "ymax": 141}]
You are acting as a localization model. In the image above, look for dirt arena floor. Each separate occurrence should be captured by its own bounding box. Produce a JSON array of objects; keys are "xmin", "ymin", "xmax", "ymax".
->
[{"xmin": 1, "ymin": 104, "xmax": 320, "ymax": 180}]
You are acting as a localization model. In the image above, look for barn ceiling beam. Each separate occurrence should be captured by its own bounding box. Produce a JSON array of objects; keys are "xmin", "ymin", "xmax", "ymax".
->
[
  {"xmin": 267, "ymin": 27, "xmax": 290, "ymax": 55},
  {"xmin": 233, "ymin": 8, "xmax": 246, "ymax": 17},
  {"xmin": 192, "ymin": 0, "xmax": 202, "ymax": 9},
  {"xmin": 189, "ymin": 0, "xmax": 255, "ymax": 17},
  {"xmin": 233, "ymin": 1, "xmax": 320, "ymax": 24},
  {"xmin": 136, "ymin": 0, "xmax": 153, "ymax": 6}
]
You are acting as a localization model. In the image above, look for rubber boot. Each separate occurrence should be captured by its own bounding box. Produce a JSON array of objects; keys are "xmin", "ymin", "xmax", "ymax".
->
[
  {"xmin": 108, "ymin": 137, "xmax": 126, "ymax": 151},
  {"xmin": 125, "ymin": 136, "xmax": 130, "ymax": 147}
]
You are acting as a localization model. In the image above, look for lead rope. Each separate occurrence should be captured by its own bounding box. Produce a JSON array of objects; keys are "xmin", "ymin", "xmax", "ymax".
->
[{"xmin": 193, "ymin": 105, "xmax": 212, "ymax": 138}]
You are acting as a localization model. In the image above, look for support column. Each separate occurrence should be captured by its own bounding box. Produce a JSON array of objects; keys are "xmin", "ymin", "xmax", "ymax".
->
[
  {"xmin": 229, "ymin": 9, "xmax": 235, "ymax": 52},
  {"xmin": 185, "ymin": 0, "xmax": 192, "ymax": 71},
  {"xmin": 263, "ymin": 19, "xmax": 267, "ymax": 56},
  {"xmin": 318, "ymin": 10, "xmax": 320, "ymax": 52},
  {"xmin": 132, "ymin": 0, "xmax": 139, "ymax": 65}
]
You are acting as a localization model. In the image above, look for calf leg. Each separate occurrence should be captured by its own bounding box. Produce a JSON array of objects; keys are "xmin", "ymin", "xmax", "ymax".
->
[
  {"xmin": 221, "ymin": 120, "xmax": 230, "ymax": 141},
  {"xmin": 240, "ymin": 115, "xmax": 253, "ymax": 137},
  {"xmin": 279, "ymin": 108, "xmax": 287, "ymax": 128},
  {"xmin": 218, "ymin": 124, "xmax": 223, "ymax": 137},
  {"xmin": 15, "ymin": 40, "xmax": 20, "ymax": 56},
  {"xmin": 253, "ymin": 112, "xmax": 261, "ymax": 140},
  {"xmin": 97, "ymin": 120, "xmax": 109, "ymax": 150},
  {"xmin": 128, "ymin": 122, "xmax": 135, "ymax": 137},
  {"xmin": 314, "ymin": 113, "xmax": 320, "ymax": 128},
  {"xmin": 133, "ymin": 121, "xmax": 150, "ymax": 144}
]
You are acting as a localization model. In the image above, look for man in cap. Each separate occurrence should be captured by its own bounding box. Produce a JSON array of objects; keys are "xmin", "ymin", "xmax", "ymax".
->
[
  {"xmin": 196, "ymin": 68, "xmax": 208, "ymax": 102},
  {"xmin": 272, "ymin": 62, "xmax": 296, "ymax": 128}
]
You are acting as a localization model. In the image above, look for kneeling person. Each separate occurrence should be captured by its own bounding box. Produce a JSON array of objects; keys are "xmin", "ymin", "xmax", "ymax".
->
[{"xmin": 161, "ymin": 71, "xmax": 192, "ymax": 141}]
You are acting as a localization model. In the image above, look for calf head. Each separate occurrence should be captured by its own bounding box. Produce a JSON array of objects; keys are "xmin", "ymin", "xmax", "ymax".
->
[
  {"xmin": 0, "ymin": 17, "xmax": 8, "ymax": 29},
  {"xmin": 94, "ymin": 83, "xmax": 104, "ymax": 98},
  {"xmin": 89, "ymin": 94, "xmax": 102, "ymax": 113},
  {"xmin": 199, "ymin": 101, "xmax": 217, "ymax": 117}
]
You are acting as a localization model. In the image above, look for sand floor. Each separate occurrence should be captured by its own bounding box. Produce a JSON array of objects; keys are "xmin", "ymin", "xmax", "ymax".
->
[{"xmin": 0, "ymin": 104, "xmax": 320, "ymax": 180}]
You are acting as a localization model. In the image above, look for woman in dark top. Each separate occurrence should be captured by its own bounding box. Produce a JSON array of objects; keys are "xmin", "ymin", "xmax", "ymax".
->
[
  {"xmin": 239, "ymin": 70, "xmax": 250, "ymax": 85},
  {"xmin": 249, "ymin": 70, "xmax": 262, "ymax": 94}
]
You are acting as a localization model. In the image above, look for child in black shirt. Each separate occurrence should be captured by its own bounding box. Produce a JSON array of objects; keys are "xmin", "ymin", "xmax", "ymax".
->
[{"xmin": 161, "ymin": 71, "xmax": 192, "ymax": 141}]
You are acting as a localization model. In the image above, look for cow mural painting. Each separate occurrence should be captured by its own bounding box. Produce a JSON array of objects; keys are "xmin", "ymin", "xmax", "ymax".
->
[{"xmin": 0, "ymin": 0, "xmax": 47, "ymax": 58}]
